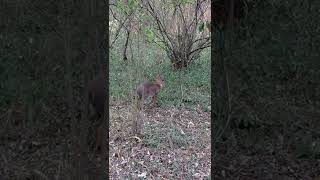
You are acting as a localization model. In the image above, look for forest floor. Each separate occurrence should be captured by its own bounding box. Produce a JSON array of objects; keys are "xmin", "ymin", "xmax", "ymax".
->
[
  {"xmin": 213, "ymin": 99, "xmax": 320, "ymax": 179},
  {"xmin": 109, "ymin": 101, "xmax": 211, "ymax": 179},
  {"xmin": 108, "ymin": 99, "xmax": 320, "ymax": 179},
  {"xmin": 2, "ymin": 93, "xmax": 318, "ymax": 179},
  {"xmin": 0, "ymin": 99, "xmax": 104, "ymax": 179}
]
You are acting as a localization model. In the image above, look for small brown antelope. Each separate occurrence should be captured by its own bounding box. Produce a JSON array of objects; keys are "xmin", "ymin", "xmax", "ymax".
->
[
  {"xmin": 87, "ymin": 72, "xmax": 106, "ymax": 153},
  {"xmin": 136, "ymin": 74, "xmax": 165, "ymax": 109}
]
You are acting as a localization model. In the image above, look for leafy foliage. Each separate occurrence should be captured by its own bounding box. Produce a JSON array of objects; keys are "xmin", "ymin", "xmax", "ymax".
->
[{"xmin": 110, "ymin": 36, "xmax": 210, "ymax": 110}]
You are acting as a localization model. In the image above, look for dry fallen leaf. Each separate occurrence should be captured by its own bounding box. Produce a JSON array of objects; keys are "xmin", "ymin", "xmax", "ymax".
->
[{"xmin": 138, "ymin": 172, "xmax": 147, "ymax": 178}]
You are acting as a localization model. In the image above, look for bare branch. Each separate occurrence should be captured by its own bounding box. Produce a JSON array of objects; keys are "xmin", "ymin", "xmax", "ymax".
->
[
  {"xmin": 109, "ymin": 7, "xmax": 134, "ymax": 48},
  {"xmin": 138, "ymin": 0, "xmax": 211, "ymax": 69}
]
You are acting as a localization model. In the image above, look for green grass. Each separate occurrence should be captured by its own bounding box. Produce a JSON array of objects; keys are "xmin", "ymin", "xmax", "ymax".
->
[{"xmin": 109, "ymin": 40, "xmax": 211, "ymax": 111}]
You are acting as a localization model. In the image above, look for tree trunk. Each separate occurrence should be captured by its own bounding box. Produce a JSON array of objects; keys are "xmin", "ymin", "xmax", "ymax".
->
[
  {"xmin": 94, "ymin": 0, "xmax": 108, "ymax": 178},
  {"xmin": 213, "ymin": 0, "xmax": 235, "ymax": 142},
  {"xmin": 213, "ymin": 25, "xmax": 230, "ymax": 142},
  {"xmin": 123, "ymin": 29, "xmax": 130, "ymax": 62}
]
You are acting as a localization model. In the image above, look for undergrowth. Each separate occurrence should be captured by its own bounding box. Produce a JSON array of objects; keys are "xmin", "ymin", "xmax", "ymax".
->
[{"xmin": 110, "ymin": 40, "xmax": 211, "ymax": 111}]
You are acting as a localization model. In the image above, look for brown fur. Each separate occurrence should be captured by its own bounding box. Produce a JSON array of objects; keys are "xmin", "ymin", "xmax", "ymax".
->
[
  {"xmin": 87, "ymin": 72, "xmax": 106, "ymax": 153},
  {"xmin": 136, "ymin": 75, "xmax": 165, "ymax": 108}
]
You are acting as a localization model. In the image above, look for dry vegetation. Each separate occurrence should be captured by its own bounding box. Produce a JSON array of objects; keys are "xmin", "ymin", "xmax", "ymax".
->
[{"xmin": 109, "ymin": 101, "xmax": 211, "ymax": 179}]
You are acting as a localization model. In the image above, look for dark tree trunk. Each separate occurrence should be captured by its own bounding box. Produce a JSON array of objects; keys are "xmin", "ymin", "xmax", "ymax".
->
[
  {"xmin": 213, "ymin": 0, "xmax": 235, "ymax": 141},
  {"xmin": 123, "ymin": 29, "xmax": 130, "ymax": 62},
  {"xmin": 213, "ymin": 28, "xmax": 230, "ymax": 140}
]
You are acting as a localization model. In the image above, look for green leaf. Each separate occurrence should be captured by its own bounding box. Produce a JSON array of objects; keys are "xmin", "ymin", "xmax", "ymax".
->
[
  {"xmin": 181, "ymin": 0, "xmax": 193, "ymax": 6},
  {"xmin": 128, "ymin": 0, "xmax": 138, "ymax": 9},
  {"xmin": 198, "ymin": 22, "xmax": 205, "ymax": 32},
  {"xmin": 145, "ymin": 28, "xmax": 154, "ymax": 43},
  {"xmin": 206, "ymin": 21, "xmax": 211, "ymax": 30}
]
